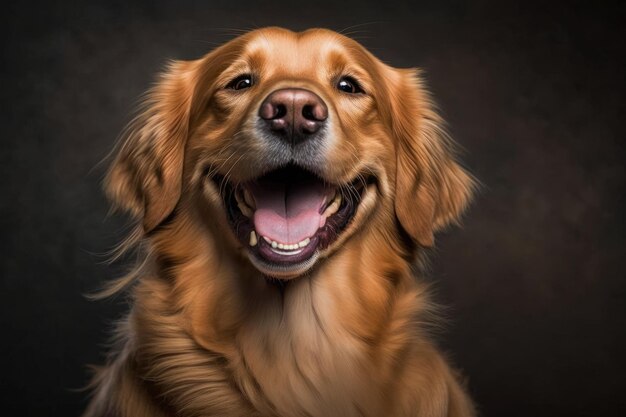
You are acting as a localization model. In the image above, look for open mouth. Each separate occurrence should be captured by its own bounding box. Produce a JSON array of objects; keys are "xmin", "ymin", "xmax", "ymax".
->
[{"xmin": 211, "ymin": 164, "xmax": 375, "ymax": 278}]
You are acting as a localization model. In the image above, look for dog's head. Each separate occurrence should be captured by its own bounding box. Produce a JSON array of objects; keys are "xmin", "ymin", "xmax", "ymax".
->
[{"xmin": 105, "ymin": 27, "xmax": 475, "ymax": 280}]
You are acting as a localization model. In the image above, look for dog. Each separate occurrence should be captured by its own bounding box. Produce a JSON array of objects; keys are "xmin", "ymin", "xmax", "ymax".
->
[{"xmin": 84, "ymin": 27, "xmax": 477, "ymax": 417}]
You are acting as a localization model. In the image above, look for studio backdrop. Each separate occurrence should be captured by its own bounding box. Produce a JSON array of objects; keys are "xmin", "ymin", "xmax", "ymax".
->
[{"xmin": 1, "ymin": 1, "xmax": 624, "ymax": 416}]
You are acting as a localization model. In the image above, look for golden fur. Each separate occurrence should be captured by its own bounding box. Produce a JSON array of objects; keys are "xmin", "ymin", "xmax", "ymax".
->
[{"xmin": 84, "ymin": 27, "xmax": 477, "ymax": 417}]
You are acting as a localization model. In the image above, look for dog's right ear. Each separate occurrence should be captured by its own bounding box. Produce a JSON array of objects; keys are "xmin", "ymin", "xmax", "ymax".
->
[
  {"xmin": 380, "ymin": 67, "xmax": 476, "ymax": 247},
  {"xmin": 105, "ymin": 60, "xmax": 200, "ymax": 232}
]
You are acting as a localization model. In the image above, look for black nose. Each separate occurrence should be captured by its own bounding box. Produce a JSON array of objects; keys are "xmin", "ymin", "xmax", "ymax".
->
[{"xmin": 259, "ymin": 88, "xmax": 328, "ymax": 144}]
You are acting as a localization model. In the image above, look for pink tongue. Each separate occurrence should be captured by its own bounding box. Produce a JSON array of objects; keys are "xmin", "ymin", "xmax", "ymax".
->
[{"xmin": 250, "ymin": 178, "xmax": 334, "ymax": 245}]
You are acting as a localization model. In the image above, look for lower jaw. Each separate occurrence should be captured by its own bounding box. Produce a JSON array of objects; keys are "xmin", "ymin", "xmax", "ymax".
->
[
  {"xmin": 247, "ymin": 250, "xmax": 320, "ymax": 279},
  {"xmin": 230, "ymin": 208, "xmax": 358, "ymax": 280}
]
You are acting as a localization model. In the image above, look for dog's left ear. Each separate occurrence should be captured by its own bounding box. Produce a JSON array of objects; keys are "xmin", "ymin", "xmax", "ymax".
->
[
  {"xmin": 104, "ymin": 60, "xmax": 200, "ymax": 232},
  {"xmin": 386, "ymin": 68, "xmax": 476, "ymax": 247}
]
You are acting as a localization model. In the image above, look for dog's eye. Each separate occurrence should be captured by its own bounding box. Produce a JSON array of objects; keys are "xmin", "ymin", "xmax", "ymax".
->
[
  {"xmin": 227, "ymin": 75, "xmax": 253, "ymax": 90},
  {"xmin": 337, "ymin": 77, "xmax": 364, "ymax": 94}
]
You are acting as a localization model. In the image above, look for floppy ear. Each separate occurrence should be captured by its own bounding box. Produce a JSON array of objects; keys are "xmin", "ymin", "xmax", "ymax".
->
[
  {"xmin": 389, "ymin": 69, "xmax": 476, "ymax": 247},
  {"xmin": 105, "ymin": 60, "xmax": 199, "ymax": 232}
]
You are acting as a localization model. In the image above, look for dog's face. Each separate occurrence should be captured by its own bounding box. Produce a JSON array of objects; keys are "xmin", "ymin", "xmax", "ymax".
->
[{"xmin": 106, "ymin": 27, "xmax": 474, "ymax": 280}]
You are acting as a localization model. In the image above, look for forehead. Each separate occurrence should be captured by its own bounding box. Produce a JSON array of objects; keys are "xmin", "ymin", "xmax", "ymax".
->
[{"xmin": 239, "ymin": 29, "xmax": 368, "ymax": 73}]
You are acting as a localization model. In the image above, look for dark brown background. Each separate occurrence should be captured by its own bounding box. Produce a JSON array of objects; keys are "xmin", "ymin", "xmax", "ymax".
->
[{"xmin": 1, "ymin": 1, "xmax": 624, "ymax": 416}]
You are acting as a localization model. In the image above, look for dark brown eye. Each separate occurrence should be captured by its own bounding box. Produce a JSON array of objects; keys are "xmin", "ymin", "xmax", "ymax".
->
[
  {"xmin": 227, "ymin": 75, "xmax": 253, "ymax": 90},
  {"xmin": 337, "ymin": 77, "xmax": 363, "ymax": 94}
]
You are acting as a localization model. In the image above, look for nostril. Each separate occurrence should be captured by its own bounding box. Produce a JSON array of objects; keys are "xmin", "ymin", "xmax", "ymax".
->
[
  {"xmin": 302, "ymin": 105, "xmax": 314, "ymax": 121},
  {"xmin": 302, "ymin": 103, "xmax": 328, "ymax": 122},
  {"xmin": 275, "ymin": 104, "xmax": 287, "ymax": 119},
  {"xmin": 260, "ymin": 102, "xmax": 289, "ymax": 121}
]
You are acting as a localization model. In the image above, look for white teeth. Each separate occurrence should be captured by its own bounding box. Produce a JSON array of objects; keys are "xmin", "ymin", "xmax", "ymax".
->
[
  {"xmin": 261, "ymin": 236, "xmax": 311, "ymax": 251},
  {"xmin": 271, "ymin": 248, "xmax": 304, "ymax": 256},
  {"xmin": 249, "ymin": 230, "xmax": 257, "ymax": 246}
]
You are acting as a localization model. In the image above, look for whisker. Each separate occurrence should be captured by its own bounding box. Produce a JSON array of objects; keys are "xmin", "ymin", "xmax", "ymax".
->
[
  {"xmin": 203, "ymin": 131, "xmax": 248, "ymax": 179},
  {"xmin": 206, "ymin": 151, "xmax": 236, "ymax": 179},
  {"xmin": 219, "ymin": 153, "xmax": 245, "ymax": 197},
  {"xmin": 337, "ymin": 22, "xmax": 380, "ymax": 36}
]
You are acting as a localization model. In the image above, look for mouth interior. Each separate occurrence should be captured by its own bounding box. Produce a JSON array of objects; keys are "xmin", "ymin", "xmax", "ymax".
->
[
  {"xmin": 250, "ymin": 169, "xmax": 334, "ymax": 246},
  {"xmin": 213, "ymin": 164, "xmax": 372, "ymax": 269}
]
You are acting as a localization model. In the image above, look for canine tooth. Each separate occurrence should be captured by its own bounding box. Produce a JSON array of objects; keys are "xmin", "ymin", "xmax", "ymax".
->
[
  {"xmin": 263, "ymin": 236, "xmax": 272, "ymax": 244},
  {"xmin": 324, "ymin": 199, "xmax": 340, "ymax": 216},
  {"xmin": 237, "ymin": 201, "xmax": 254, "ymax": 218},
  {"xmin": 249, "ymin": 230, "xmax": 257, "ymax": 247},
  {"xmin": 322, "ymin": 192, "xmax": 342, "ymax": 217},
  {"xmin": 243, "ymin": 189, "xmax": 256, "ymax": 209},
  {"xmin": 298, "ymin": 238, "xmax": 310, "ymax": 248},
  {"xmin": 271, "ymin": 241, "xmax": 278, "ymax": 249}
]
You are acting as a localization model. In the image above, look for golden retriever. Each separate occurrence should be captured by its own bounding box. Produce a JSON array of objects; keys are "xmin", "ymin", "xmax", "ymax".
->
[{"xmin": 84, "ymin": 27, "xmax": 477, "ymax": 417}]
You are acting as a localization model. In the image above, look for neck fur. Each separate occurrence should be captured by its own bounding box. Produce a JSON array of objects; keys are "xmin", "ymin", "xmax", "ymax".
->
[{"xmin": 128, "ymin": 217, "xmax": 430, "ymax": 417}]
